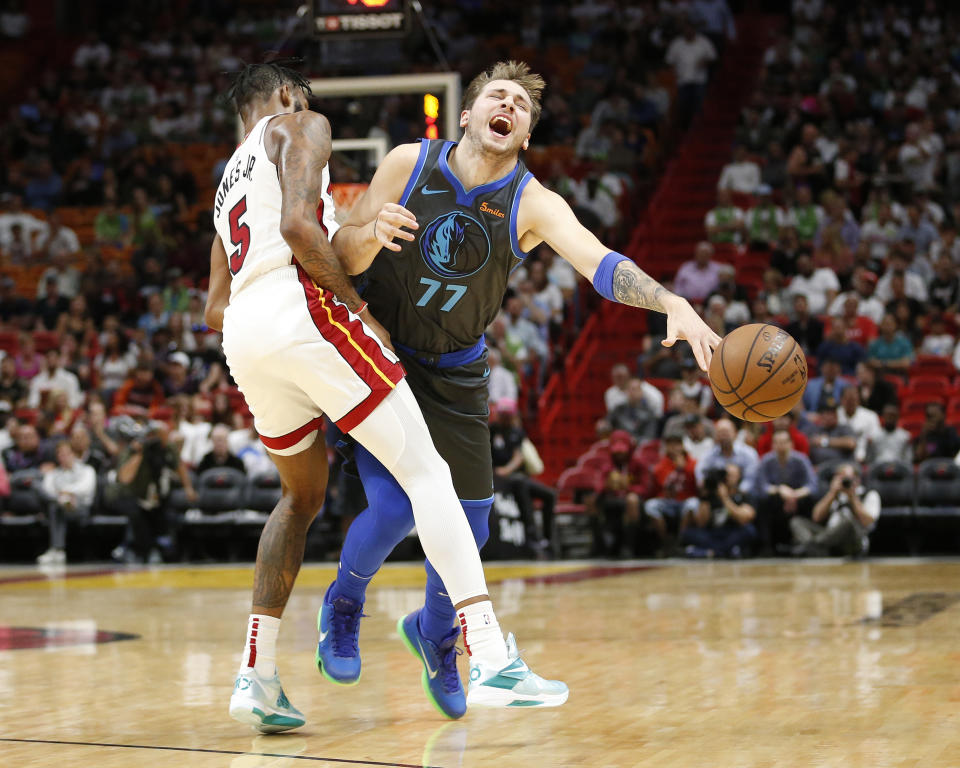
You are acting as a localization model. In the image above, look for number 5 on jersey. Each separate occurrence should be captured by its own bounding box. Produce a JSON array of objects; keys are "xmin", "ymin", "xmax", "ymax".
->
[
  {"xmin": 417, "ymin": 277, "xmax": 467, "ymax": 312},
  {"xmin": 228, "ymin": 196, "xmax": 251, "ymax": 275}
]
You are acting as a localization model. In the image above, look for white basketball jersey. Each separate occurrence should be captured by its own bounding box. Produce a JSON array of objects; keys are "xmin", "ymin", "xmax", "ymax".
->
[{"xmin": 213, "ymin": 113, "xmax": 339, "ymax": 298}]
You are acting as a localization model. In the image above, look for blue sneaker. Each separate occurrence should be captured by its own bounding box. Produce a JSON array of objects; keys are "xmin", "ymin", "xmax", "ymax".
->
[
  {"xmin": 397, "ymin": 611, "xmax": 466, "ymax": 720},
  {"xmin": 315, "ymin": 583, "xmax": 364, "ymax": 685},
  {"xmin": 466, "ymin": 633, "xmax": 569, "ymax": 709}
]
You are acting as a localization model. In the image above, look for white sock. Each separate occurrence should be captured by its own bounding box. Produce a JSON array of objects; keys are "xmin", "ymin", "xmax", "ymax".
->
[
  {"xmin": 457, "ymin": 601, "xmax": 508, "ymax": 668},
  {"xmin": 241, "ymin": 614, "xmax": 280, "ymax": 676}
]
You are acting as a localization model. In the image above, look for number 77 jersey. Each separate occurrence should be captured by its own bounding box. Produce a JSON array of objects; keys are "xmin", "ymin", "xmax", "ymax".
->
[
  {"xmin": 357, "ymin": 139, "xmax": 533, "ymax": 354},
  {"xmin": 213, "ymin": 113, "xmax": 339, "ymax": 299}
]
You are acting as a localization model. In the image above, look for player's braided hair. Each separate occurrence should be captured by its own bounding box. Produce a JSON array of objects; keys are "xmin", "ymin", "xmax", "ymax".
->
[{"xmin": 224, "ymin": 58, "xmax": 312, "ymax": 114}]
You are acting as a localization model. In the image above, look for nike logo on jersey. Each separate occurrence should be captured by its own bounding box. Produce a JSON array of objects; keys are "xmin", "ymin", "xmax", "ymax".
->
[{"xmin": 422, "ymin": 187, "xmax": 446, "ymax": 195}]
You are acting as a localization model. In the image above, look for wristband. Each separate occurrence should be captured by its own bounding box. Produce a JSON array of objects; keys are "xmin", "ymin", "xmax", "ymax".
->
[{"xmin": 592, "ymin": 251, "xmax": 631, "ymax": 302}]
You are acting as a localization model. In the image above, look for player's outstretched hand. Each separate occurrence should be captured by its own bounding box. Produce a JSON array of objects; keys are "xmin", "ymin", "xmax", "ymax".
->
[
  {"xmin": 661, "ymin": 296, "xmax": 722, "ymax": 372},
  {"xmin": 358, "ymin": 305, "xmax": 395, "ymax": 353},
  {"xmin": 373, "ymin": 203, "xmax": 418, "ymax": 252}
]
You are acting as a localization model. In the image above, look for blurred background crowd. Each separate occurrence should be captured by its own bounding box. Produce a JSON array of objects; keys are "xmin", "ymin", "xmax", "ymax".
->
[{"xmin": 1, "ymin": 0, "xmax": 958, "ymax": 565}]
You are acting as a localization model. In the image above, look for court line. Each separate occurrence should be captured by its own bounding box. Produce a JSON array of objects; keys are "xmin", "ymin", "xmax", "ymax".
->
[
  {"xmin": 0, "ymin": 737, "xmax": 440, "ymax": 768},
  {"xmin": 0, "ymin": 567, "xmax": 137, "ymax": 586}
]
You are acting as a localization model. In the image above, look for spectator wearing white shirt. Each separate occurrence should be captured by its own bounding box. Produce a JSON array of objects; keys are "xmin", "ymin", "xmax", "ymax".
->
[
  {"xmin": 691, "ymin": 0, "xmax": 736, "ymax": 50},
  {"xmin": 836, "ymin": 386, "xmax": 880, "ymax": 463},
  {"xmin": 868, "ymin": 405, "xmax": 912, "ymax": 465},
  {"xmin": 717, "ymin": 145, "xmax": 761, "ymax": 194},
  {"xmin": 528, "ymin": 260, "xmax": 564, "ymax": 331},
  {"xmin": 0, "ymin": 194, "xmax": 46, "ymax": 254},
  {"xmin": 826, "ymin": 269, "xmax": 884, "ymax": 325},
  {"xmin": 786, "ymin": 254, "xmax": 840, "ymax": 315},
  {"xmin": 859, "ymin": 203, "xmax": 899, "ymax": 262},
  {"xmin": 898, "ymin": 122, "xmax": 941, "ymax": 193},
  {"xmin": 36, "ymin": 441, "xmax": 97, "ymax": 565},
  {"xmin": 487, "ymin": 347, "xmax": 518, "ymax": 406},
  {"xmin": 876, "ymin": 249, "xmax": 929, "ymax": 303},
  {"xmin": 34, "ymin": 212, "xmax": 79, "ymax": 262},
  {"xmin": 604, "ymin": 363, "xmax": 630, "ymax": 413},
  {"xmin": 72, "ymin": 33, "xmax": 111, "ymax": 68},
  {"xmin": 27, "ymin": 349, "xmax": 82, "ymax": 410},
  {"xmin": 665, "ymin": 19, "xmax": 716, "ymax": 129}
]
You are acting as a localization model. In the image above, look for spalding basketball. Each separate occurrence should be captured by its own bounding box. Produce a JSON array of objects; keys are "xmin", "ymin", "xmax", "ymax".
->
[{"xmin": 708, "ymin": 324, "xmax": 808, "ymax": 422}]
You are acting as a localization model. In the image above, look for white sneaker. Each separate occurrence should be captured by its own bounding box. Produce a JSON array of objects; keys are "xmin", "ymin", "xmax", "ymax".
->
[
  {"xmin": 229, "ymin": 668, "xmax": 305, "ymax": 733},
  {"xmin": 36, "ymin": 548, "xmax": 66, "ymax": 565},
  {"xmin": 466, "ymin": 633, "xmax": 569, "ymax": 708}
]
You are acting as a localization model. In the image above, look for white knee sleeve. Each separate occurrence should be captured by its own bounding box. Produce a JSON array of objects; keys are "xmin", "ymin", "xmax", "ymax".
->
[{"xmin": 348, "ymin": 380, "xmax": 489, "ymax": 604}]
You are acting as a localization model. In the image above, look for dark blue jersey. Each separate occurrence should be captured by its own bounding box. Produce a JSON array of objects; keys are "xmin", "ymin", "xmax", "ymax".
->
[{"xmin": 358, "ymin": 139, "xmax": 532, "ymax": 354}]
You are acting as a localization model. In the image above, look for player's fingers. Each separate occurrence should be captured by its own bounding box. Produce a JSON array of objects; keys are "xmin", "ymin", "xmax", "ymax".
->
[
  {"xmin": 381, "ymin": 239, "xmax": 402, "ymax": 252},
  {"xmin": 384, "ymin": 210, "xmax": 419, "ymax": 230},
  {"xmin": 700, "ymin": 337, "xmax": 714, "ymax": 370},
  {"xmin": 691, "ymin": 338, "xmax": 708, "ymax": 372},
  {"xmin": 661, "ymin": 336, "xmax": 676, "ymax": 348},
  {"xmin": 383, "ymin": 203, "xmax": 419, "ymax": 226}
]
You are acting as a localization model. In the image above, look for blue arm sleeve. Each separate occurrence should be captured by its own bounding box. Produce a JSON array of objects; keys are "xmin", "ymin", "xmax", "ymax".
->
[{"xmin": 592, "ymin": 251, "xmax": 631, "ymax": 302}]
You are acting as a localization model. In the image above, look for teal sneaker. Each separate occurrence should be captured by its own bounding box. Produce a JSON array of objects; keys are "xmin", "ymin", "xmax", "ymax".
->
[
  {"xmin": 229, "ymin": 668, "xmax": 305, "ymax": 733},
  {"xmin": 397, "ymin": 611, "xmax": 466, "ymax": 719},
  {"xmin": 315, "ymin": 583, "xmax": 364, "ymax": 685},
  {"xmin": 466, "ymin": 633, "xmax": 569, "ymax": 709}
]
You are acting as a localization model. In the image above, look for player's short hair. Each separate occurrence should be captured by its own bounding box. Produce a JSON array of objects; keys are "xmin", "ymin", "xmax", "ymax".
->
[
  {"xmin": 225, "ymin": 60, "xmax": 312, "ymax": 114},
  {"xmin": 462, "ymin": 60, "xmax": 545, "ymax": 130}
]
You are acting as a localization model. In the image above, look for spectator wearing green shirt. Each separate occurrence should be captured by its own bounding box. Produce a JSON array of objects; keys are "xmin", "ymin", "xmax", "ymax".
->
[
  {"xmin": 784, "ymin": 185, "xmax": 823, "ymax": 244},
  {"xmin": 704, "ymin": 188, "xmax": 745, "ymax": 245},
  {"xmin": 94, "ymin": 193, "xmax": 130, "ymax": 246},
  {"xmin": 866, "ymin": 314, "xmax": 914, "ymax": 374},
  {"xmin": 745, "ymin": 185, "xmax": 784, "ymax": 249}
]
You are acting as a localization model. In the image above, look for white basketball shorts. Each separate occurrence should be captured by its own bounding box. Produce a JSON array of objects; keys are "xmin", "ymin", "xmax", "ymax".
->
[{"xmin": 221, "ymin": 263, "xmax": 405, "ymax": 455}]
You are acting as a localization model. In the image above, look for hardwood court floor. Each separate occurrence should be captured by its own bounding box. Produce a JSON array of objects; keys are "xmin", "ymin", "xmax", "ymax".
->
[{"xmin": 1, "ymin": 559, "xmax": 959, "ymax": 768}]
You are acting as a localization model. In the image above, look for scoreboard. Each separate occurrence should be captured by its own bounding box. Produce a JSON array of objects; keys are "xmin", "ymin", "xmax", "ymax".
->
[{"xmin": 312, "ymin": 0, "xmax": 410, "ymax": 39}]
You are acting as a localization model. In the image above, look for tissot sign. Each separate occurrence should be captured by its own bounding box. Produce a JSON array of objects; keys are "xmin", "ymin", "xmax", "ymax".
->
[{"xmin": 313, "ymin": 0, "xmax": 410, "ymax": 38}]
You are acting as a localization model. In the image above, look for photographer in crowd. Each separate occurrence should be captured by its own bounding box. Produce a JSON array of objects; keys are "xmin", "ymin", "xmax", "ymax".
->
[
  {"xmin": 107, "ymin": 417, "xmax": 196, "ymax": 563},
  {"xmin": 681, "ymin": 463, "xmax": 757, "ymax": 558},
  {"xmin": 787, "ymin": 464, "xmax": 881, "ymax": 558}
]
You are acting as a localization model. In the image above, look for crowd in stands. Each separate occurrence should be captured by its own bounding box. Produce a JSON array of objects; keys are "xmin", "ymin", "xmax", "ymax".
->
[
  {"xmin": 0, "ymin": 1, "xmax": 746, "ymax": 563},
  {"xmin": 562, "ymin": 0, "xmax": 960, "ymax": 559}
]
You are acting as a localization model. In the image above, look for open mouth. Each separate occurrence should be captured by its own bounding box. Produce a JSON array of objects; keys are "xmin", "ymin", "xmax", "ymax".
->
[{"xmin": 489, "ymin": 114, "xmax": 513, "ymax": 137}]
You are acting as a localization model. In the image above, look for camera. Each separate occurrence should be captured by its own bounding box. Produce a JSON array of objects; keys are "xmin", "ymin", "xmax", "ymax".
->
[
  {"xmin": 703, "ymin": 468, "xmax": 727, "ymax": 495},
  {"xmin": 840, "ymin": 476, "xmax": 854, "ymax": 490}
]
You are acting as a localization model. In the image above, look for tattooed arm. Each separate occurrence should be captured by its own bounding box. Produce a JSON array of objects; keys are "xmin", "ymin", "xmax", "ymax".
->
[
  {"xmin": 518, "ymin": 179, "xmax": 721, "ymax": 369},
  {"xmin": 266, "ymin": 111, "xmax": 393, "ymax": 348}
]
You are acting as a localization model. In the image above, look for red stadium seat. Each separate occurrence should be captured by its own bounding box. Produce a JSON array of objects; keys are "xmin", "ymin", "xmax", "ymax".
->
[
  {"xmin": 32, "ymin": 330, "xmax": 60, "ymax": 353},
  {"xmin": 636, "ymin": 439, "xmax": 661, "ymax": 466},
  {"xmin": 577, "ymin": 453, "xmax": 609, "ymax": 473},
  {"xmin": 902, "ymin": 376, "xmax": 950, "ymax": 401},
  {"xmin": 899, "ymin": 416, "xmax": 926, "ymax": 439},
  {"xmin": 900, "ymin": 399, "xmax": 933, "ymax": 418},
  {"xmin": 0, "ymin": 330, "xmax": 18, "ymax": 355},
  {"xmin": 910, "ymin": 355, "xmax": 955, "ymax": 379},
  {"xmin": 557, "ymin": 467, "xmax": 602, "ymax": 495}
]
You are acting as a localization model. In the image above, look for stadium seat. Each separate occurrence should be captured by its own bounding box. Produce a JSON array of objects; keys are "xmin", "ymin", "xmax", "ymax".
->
[
  {"xmin": 0, "ymin": 330, "xmax": 18, "ymax": 355},
  {"xmin": 865, "ymin": 460, "xmax": 915, "ymax": 517},
  {"xmin": 577, "ymin": 453, "xmax": 609, "ymax": 473},
  {"xmin": 168, "ymin": 470, "xmax": 199, "ymax": 515},
  {"xmin": 909, "ymin": 355, "xmax": 955, "ymax": 379},
  {"xmin": 902, "ymin": 376, "xmax": 951, "ymax": 401},
  {"xmin": 245, "ymin": 468, "xmax": 282, "ymax": 513},
  {"xmin": 915, "ymin": 459, "xmax": 960, "ymax": 517},
  {"xmin": 899, "ymin": 416, "xmax": 925, "ymax": 438},
  {"xmin": 2, "ymin": 469, "xmax": 45, "ymax": 517},
  {"xmin": 31, "ymin": 330, "xmax": 60, "ymax": 353},
  {"xmin": 556, "ymin": 467, "xmax": 602, "ymax": 498},
  {"xmin": 900, "ymin": 399, "xmax": 931, "ymax": 418},
  {"xmin": 195, "ymin": 467, "xmax": 247, "ymax": 514},
  {"xmin": 636, "ymin": 439, "xmax": 661, "ymax": 466}
]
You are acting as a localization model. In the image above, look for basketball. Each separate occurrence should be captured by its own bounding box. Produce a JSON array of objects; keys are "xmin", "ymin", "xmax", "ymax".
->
[{"xmin": 708, "ymin": 324, "xmax": 808, "ymax": 423}]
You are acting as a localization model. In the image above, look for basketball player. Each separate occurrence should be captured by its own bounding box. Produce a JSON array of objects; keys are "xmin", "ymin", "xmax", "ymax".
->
[
  {"xmin": 207, "ymin": 62, "xmax": 566, "ymax": 734},
  {"xmin": 317, "ymin": 61, "xmax": 722, "ymax": 718}
]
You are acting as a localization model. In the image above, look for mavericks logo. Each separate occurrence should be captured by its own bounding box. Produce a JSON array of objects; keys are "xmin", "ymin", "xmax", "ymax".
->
[{"xmin": 420, "ymin": 211, "xmax": 491, "ymax": 279}]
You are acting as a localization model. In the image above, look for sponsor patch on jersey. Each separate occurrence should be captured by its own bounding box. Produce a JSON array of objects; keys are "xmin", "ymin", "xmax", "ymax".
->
[{"xmin": 479, "ymin": 201, "xmax": 505, "ymax": 218}]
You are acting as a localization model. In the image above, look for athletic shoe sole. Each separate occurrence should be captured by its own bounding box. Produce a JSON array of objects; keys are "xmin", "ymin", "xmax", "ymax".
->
[
  {"xmin": 229, "ymin": 699, "xmax": 305, "ymax": 734},
  {"xmin": 467, "ymin": 684, "xmax": 569, "ymax": 708}
]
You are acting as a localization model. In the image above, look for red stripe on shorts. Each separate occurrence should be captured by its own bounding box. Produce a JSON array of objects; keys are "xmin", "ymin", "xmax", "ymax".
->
[
  {"xmin": 260, "ymin": 416, "xmax": 324, "ymax": 452},
  {"xmin": 293, "ymin": 262, "xmax": 404, "ymax": 430}
]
